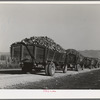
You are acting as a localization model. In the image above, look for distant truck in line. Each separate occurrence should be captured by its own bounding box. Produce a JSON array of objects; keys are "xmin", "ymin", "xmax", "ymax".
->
[
  {"xmin": 65, "ymin": 49, "xmax": 100, "ymax": 70},
  {"xmin": 65, "ymin": 49, "xmax": 84, "ymax": 71}
]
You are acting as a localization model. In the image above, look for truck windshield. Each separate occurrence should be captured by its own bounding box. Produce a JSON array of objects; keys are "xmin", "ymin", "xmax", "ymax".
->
[
  {"xmin": 22, "ymin": 45, "xmax": 33, "ymax": 60},
  {"xmin": 12, "ymin": 45, "xmax": 20, "ymax": 62}
]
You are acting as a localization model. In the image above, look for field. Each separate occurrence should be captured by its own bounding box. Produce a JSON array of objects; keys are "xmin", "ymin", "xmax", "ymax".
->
[
  {"xmin": 0, "ymin": 52, "xmax": 20, "ymax": 69},
  {"xmin": 0, "ymin": 61, "xmax": 20, "ymax": 69}
]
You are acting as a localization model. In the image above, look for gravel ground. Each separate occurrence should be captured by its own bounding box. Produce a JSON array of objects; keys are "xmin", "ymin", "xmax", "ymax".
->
[{"xmin": 0, "ymin": 68, "xmax": 99, "ymax": 89}]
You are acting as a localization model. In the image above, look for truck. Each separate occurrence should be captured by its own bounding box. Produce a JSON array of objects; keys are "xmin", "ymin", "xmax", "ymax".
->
[
  {"xmin": 10, "ymin": 36, "xmax": 67, "ymax": 76},
  {"xmin": 65, "ymin": 49, "xmax": 84, "ymax": 71},
  {"xmin": 83, "ymin": 57, "xmax": 99, "ymax": 69}
]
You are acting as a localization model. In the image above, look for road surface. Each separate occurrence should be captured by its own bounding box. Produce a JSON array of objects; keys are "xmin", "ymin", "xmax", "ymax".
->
[{"xmin": 0, "ymin": 68, "xmax": 100, "ymax": 89}]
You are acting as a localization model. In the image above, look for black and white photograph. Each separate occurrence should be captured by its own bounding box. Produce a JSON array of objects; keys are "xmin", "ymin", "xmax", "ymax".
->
[{"xmin": 1, "ymin": 2, "xmax": 100, "ymax": 94}]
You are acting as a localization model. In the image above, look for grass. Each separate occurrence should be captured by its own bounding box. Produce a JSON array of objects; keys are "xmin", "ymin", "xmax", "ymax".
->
[{"xmin": 0, "ymin": 60, "xmax": 20, "ymax": 69}]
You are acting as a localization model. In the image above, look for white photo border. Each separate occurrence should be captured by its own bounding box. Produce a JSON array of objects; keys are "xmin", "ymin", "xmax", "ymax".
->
[{"xmin": 0, "ymin": 1, "xmax": 100, "ymax": 99}]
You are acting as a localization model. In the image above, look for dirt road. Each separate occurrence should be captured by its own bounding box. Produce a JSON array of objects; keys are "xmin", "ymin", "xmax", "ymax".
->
[{"xmin": 0, "ymin": 68, "xmax": 100, "ymax": 89}]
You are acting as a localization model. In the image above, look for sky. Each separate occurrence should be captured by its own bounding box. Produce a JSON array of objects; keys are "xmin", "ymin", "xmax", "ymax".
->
[{"xmin": 0, "ymin": 4, "xmax": 100, "ymax": 52}]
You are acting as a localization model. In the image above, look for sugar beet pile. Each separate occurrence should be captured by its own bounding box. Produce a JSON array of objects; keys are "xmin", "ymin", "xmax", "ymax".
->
[{"xmin": 20, "ymin": 36, "xmax": 66, "ymax": 53}]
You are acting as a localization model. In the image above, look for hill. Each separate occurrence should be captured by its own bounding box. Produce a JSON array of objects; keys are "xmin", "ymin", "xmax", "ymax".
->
[{"xmin": 79, "ymin": 50, "xmax": 100, "ymax": 58}]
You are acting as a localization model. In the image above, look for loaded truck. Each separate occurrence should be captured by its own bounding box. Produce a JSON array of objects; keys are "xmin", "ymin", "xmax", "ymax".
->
[
  {"xmin": 10, "ymin": 36, "xmax": 67, "ymax": 76},
  {"xmin": 65, "ymin": 49, "xmax": 84, "ymax": 71},
  {"xmin": 83, "ymin": 57, "xmax": 99, "ymax": 69}
]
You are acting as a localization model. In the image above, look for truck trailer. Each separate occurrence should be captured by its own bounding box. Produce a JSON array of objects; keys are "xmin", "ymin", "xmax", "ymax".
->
[
  {"xmin": 10, "ymin": 36, "xmax": 67, "ymax": 76},
  {"xmin": 65, "ymin": 49, "xmax": 84, "ymax": 71}
]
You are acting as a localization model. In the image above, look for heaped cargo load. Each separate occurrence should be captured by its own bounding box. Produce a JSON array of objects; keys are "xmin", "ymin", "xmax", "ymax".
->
[
  {"xmin": 83, "ymin": 57, "xmax": 99, "ymax": 69},
  {"xmin": 10, "ymin": 36, "xmax": 67, "ymax": 76},
  {"xmin": 65, "ymin": 49, "xmax": 84, "ymax": 71}
]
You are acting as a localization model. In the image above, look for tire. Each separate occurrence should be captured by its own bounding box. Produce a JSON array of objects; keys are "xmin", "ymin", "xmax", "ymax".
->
[
  {"xmin": 45, "ymin": 64, "xmax": 49, "ymax": 75},
  {"xmin": 75, "ymin": 64, "xmax": 82, "ymax": 71},
  {"xmin": 48, "ymin": 62, "xmax": 55, "ymax": 76},
  {"xmin": 70, "ymin": 64, "xmax": 73, "ymax": 70},
  {"xmin": 63, "ymin": 65, "xmax": 67, "ymax": 73},
  {"xmin": 82, "ymin": 65, "xmax": 84, "ymax": 70},
  {"xmin": 45, "ymin": 62, "xmax": 56, "ymax": 76}
]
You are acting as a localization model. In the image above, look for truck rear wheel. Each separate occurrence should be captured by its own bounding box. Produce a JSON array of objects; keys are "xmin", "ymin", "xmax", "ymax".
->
[
  {"xmin": 63, "ymin": 65, "xmax": 67, "ymax": 73},
  {"xmin": 45, "ymin": 62, "xmax": 55, "ymax": 76},
  {"xmin": 48, "ymin": 62, "xmax": 55, "ymax": 76},
  {"xmin": 75, "ymin": 64, "xmax": 82, "ymax": 71}
]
